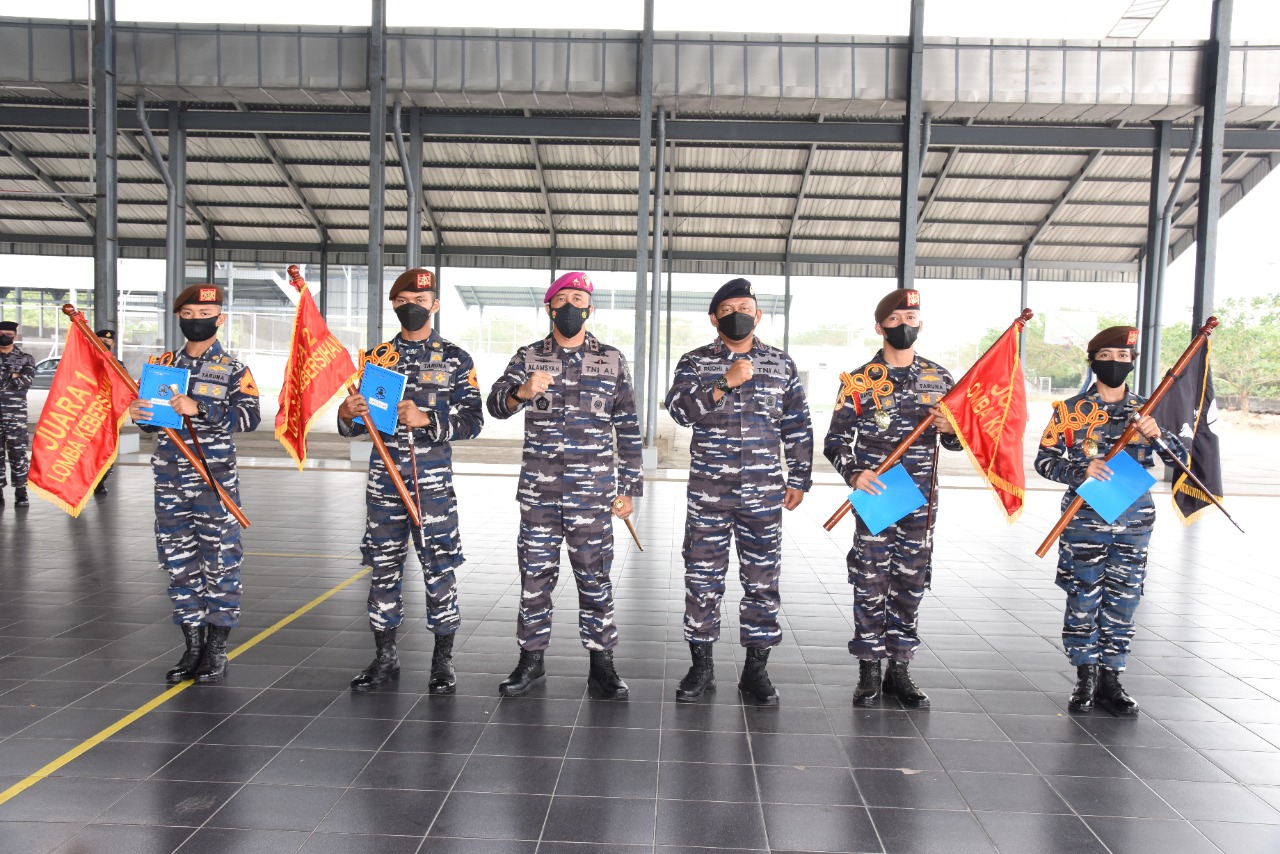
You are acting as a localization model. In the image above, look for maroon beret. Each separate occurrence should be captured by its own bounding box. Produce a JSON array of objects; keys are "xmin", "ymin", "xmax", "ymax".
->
[
  {"xmin": 874, "ymin": 288, "xmax": 921, "ymax": 324},
  {"xmin": 1087, "ymin": 326, "xmax": 1139, "ymax": 355},
  {"xmin": 389, "ymin": 268, "xmax": 436, "ymax": 300},
  {"xmin": 173, "ymin": 284, "xmax": 224, "ymax": 312}
]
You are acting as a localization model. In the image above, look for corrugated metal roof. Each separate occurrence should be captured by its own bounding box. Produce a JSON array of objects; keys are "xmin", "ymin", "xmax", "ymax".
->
[{"xmin": 4, "ymin": 19, "xmax": 1280, "ymax": 283}]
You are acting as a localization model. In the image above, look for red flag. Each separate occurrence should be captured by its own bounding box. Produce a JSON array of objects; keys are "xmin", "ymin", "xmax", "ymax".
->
[
  {"xmin": 275, "ymin": 269, "xmax": 357, "ymax": 469},
  {"xmin": 936, "ymin": 321, "xmax": 1028, "ymax": 521},
  {"xmin": 28, "ymin": 323, "xmax": 136, "ymax": 516}
]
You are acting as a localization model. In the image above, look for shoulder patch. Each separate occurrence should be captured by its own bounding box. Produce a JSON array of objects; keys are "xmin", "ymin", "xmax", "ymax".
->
[
  {"xmin": 467, "ymin": 368, "xmax": 478, "ymax": 388},
  {"xmin": 239, "ymin": 368, "xmax": 259, "ymax": 396}
]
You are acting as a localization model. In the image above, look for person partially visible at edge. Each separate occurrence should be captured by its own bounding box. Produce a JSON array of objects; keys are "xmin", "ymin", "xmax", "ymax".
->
[
  {"xmin": 823, "ymin": 288, "xmax": 960, "ymax": 710},
  {"xmin": 337, "ymin": 268, "xmax": 483, "ymax": 694},
  {"xmin": 128, "ymin": 285, "xmax": 260, "ymax": 685},
  {"xmin": 664, "ymin": 277, "xmax": 814, "ymax": 706},
  {"xmin": 485, "ymin": 271, "xmax": 643, "ymax": 701},
  {"xmin": 0, "ymin": 319, "xmax": 36, "ymax": 509},
  {"xmin": 1035, "ymin": 325, "xmax": 1187, "ymax": 717}
]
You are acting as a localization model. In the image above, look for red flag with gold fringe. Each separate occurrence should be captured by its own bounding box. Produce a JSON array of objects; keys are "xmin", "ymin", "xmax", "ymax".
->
[
  {"xmin": 936, "ymin": 320, "xmax": 1028, "ymax": 521},
  {"xmin": 275, "ymin": 265, "xmax": 358, "ymax": 469},
  {"xmin": 28, "ymin": 323, "xmax": 136, "ymax": 516}
]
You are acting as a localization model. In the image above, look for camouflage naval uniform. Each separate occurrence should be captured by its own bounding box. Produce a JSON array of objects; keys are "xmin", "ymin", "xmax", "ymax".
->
[
  {"xmin": 823, "ymin": 351, "xmax": 961, "ymax": 662},
  {"xmin": 486, "ymin": 332, "xmax": 643, "ymax": 651},
  {"xmin": 0, "ymin": 343, "xmax": 36, "ymax": 492},
  {"xmin": 1035, "ymin": 386, "xmax": 1186, "ymax": 670},
  {"xmin": 339, "ymin": 331, "xmax": 483, "ymax": 635},
  {"xmin": 140, "ymin": 342, "xmax": 260, "ymax": 627},
  {"xmin": 665, "ymin": 337, "xmax": 813, "ymax": 648}
]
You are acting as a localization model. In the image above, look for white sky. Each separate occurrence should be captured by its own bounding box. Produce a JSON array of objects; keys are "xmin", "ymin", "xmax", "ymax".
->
[
  {"xmin": 2, "ymin": 0, "xmax": 1280, "ymax": 358},
  {"xmin": 4, "ymin": 0, "xmax": 1280, "ymax": 40}
]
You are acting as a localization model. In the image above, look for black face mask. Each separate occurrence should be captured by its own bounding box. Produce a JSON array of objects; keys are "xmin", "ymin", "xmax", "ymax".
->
[
  {"xmin": 1091, "ymin": 359, "xmax": 1134, "ymax": 389},
  {"xmin": 551, "ymin": 304, "xmax": 589, "ymax": 339},
  {"xmin": 716, "ymin": 311, "xmax": 756, "ymax": 342},
  {"xmin": 179, "ymin": 317, "xmax": 220, "ymax": 342},
  {"xmin": 0, "ymin": 334, "xmax": 14, "ymax": 346},
  {"xmin": 395, "ymin": 303, "xmax": 431, "ymax": 332},
  {"xmin": 882, "ymin": 323, "xmax": 919, "ymax": 351}
]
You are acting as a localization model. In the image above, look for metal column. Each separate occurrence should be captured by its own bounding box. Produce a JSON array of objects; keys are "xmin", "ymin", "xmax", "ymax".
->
[
  {"xmin": 163, "ymin": 107, "xmax": 187, "ymax": 351},
  {"xmin": 1019, "ymin": 255, "xmax": 1029, "ymax": 357},
  {"xmin": 896, "ymin": 0, "xmax": 926, "ymax": 289},
  {"xmin": 645, "ymin": 107, "xmax": 666, "ymax": 446},
  {"xmin": 92, "ymin": 0, "xmax": 117, "ymax": 330},
  {"xmin": 783, "ymin": 263, "xmax": 792, "ymax": 351},
  {"xmin": 318, "ymin": 241, "xmax": 329, "ymax": 320},
  {"xmin": 663, "ymin": 138, "xmax": 676, "ymax": 395},
  {"xmin": 204, "ymin": 229, "xmax": 215, "ymax": 285},
  {"xmin": 1157, "ymin": 116, "xmax": 1203, "ymax": 370},
  {"xmin": 632, "ymin": 0, "xmax": 655, "ymax": 438},
  {"xmin": 1193, "ymin": 0, "xmax": 1233, "ymax": 329},
  {"xmin": 1140, "ymin": 121, "xmax": 1171, "ymax": 395},
  {"xmin": 367, "ymin": 0, "xmax": 387, "ymax": 346},
  {"xmin": 394, "ymin": 101, "xmax": 422, "ymax": 270}
]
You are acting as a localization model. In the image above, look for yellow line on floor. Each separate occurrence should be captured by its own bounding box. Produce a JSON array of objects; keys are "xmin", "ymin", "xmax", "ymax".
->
[{"xmin": 0, "ymin": 566, "xmax": 372, "ymax": 807}]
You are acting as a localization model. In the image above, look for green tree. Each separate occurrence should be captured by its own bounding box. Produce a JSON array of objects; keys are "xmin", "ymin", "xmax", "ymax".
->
[
  {"xmin": 978, "ymin": 315, "xmax": 1086, "ymax": 391},
  {"xmin": 1160, "ymin": 294, "xmax": 1280, "ymax": 415}
]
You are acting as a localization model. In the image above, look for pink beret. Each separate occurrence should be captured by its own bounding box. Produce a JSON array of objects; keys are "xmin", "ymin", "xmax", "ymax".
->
[{"xmin": 545, "ymin": 271, "xmax": 594, "ymax": 303}]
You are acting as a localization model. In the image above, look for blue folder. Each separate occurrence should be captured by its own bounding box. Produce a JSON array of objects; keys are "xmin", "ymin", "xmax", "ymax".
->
[
  {"xmin": 136, "ymin": 363, "xmax": 190, "ymax": 430},
  {"xmin": 848, "ymin": 463, "xmax": 928, "ymax": 536},
  {"xmin": 1075, "ymin": 451, "xmax": 1157, "ymax": 524},
  {"xmin": 353, "ymin": 362, "xmax": 407, "ymax": 437}
]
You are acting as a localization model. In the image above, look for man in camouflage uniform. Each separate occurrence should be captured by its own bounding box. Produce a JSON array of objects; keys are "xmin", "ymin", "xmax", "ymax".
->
[
  {"xmin": 0, "ymin": 320, "xmax": 36, "ymax": 509},
  {"xmin": 1035, "ymin": 325, "xmax": 1186, "ymax": 716},
  {"xmin": 823, "ymin": 288, "xmax": 960, "ymax": 709},
  {"xmin": 665, "ymin": 278, "xmax": 813, "ymax": 706},
  {"xmin": 338, "ymin": 268, "xmax": 483, "ymax": 693},
  {"xmin": 129, "ymin": 285, "xmax": 260, "ymax": 684},
  {"xmin": 94, "ymin": 328, "xmax": 119, "ymax": 497},
  {"xmin": 486, "ymin": 271, "xmax": 642, "ymax": 701}
]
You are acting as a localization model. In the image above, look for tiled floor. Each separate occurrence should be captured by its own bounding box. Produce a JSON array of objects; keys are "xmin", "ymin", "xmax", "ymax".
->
[{"xmin": 1, "ymin": 465, "xmax": 1277, "ymax": 854}]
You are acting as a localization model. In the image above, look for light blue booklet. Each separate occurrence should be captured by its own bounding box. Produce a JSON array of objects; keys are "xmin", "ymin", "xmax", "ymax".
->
[
  {"xmin": 1076, "ymin": 451, "xmax": 1157, "ymax": 524},
  {"xmin": 848, "ymin": 463, "xmax": 928, "ymax": 536},
  {"xmin": 354, "ymin": 362, "xmax": 407, "ymax": 436},
  {"xmin": 136, "ymin": 363, "xmax": 190, "ymax": 429}
]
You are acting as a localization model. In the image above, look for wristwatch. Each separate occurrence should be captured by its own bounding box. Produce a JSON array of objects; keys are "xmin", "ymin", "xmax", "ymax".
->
[
  {"xmin": 713, "ymin": 375, "xmax": 733, "ymax": 393},
  {"xmin": 510, "ymin": 382, "xmax": 527, "ymax": 402},
  {"xmin": 195, "ymin": 401, "xmax": 209, "ymax": 420}
]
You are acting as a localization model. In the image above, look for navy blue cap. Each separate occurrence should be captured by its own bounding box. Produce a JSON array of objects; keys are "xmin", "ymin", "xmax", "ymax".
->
[{"xmin": 707, "ymin": 278, "xmax": 755, "ymax": 314}]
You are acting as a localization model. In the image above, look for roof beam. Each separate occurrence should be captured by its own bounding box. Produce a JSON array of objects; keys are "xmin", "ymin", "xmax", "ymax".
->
[
  {"xmin": 8, "ymin": 106, "xmax": 1280, "ymax": 151},
  {"xmin": 0, "ymin": 131, "xmax": 95, "ymax": 230},
  {"xmin": 234, "ymin": 105, "xmax": 328, "ymax": 243},
  {"xmin": 1023, "ymin": 149, "xmax": 1106, "ymax": 256},
  {"xmin": 786, "ymin": 140, "xmax": 820, "ymax": 257},
  {"xmin": 117, "ymin": 131, "xmax": 215, "ymax": 237}
]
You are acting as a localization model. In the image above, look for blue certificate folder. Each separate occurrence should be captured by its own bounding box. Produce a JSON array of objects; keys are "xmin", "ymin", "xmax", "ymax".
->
[
  {"xmin": 1075, "ymin": 451, "xmax": 1157, "ymax": 524},
  {"xmin": 848, "ymin": 464, "xmax": 928, "ymax": 536},
  {"xmin": 353, "ymin": 362, "xmax": 407, "ymax": 436},
  {"xmin": 136, "ymin": 363, "xmax": 190, "ymax": 429}
]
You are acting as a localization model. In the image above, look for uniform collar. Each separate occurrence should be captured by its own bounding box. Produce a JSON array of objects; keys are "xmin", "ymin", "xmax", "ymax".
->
[
  {"xmin": 394, "ymin": 329, "xmax": 438, "ymax": 351},
  {"xmin": 540, "ymin": 331, "xmax": 598, "ymax": 356},
  {"xmin": 711, "ymin": 335, "xmax": 764, "ymax": 356},
  {"xmin": 1083, "ymin": 383, "xmax": 1138, "ymax": 409},
  {"xmin": 872, "ymin": 348, "xmax": 922, "ymax": 379},
  {"xmin": 178, "ymin": 340, "xmax": 224, "ymax": 362}
]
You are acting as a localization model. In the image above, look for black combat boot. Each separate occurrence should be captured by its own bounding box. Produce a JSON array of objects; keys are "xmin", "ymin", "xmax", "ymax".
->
[
  {"xmin": 853, "ymin": 659, "xmax": 883, "ymax": 707},
  {"xmin": 14, "ymin": 487, "xmax": 29, "ymax": 508},
  {"xmin": 1068, "ymin": 664, "xmax": 1098, "ymax": 714},
  {"xmin": 428, "ymin": 633, "xmax": 456, "ymax": 695},
  {"xmin": 195, "ymin": 625, "xmax": 231, "ymax": 684},
  {"xmin": 738, "ymin": 647, "xmax": 779, "ymax": 705},
  {"xmin": 94, "ymin": 472, "xmax": 110, "ymax": 496},
  {"xmin": 498, "ymin": 649, "xmax": 545, "ymax": 697},
  {"xmin": 1095, "ymin": 667, "xmax": 1140, "ymax": 716},
  {"xmin": 165, "ymin": 623, "xmax": 206, "ymax": 683},
  {"xmin": 675, "ymin": 642, "xmax": 715, "ymax": 703},
  {"xmin": 350, "ymin": 628, "xmax": 400, "ymax": 692},
  {"xmin": 588, "ymin": 650, "xmax": 629, "ymax": 701},
  {"xmin": 884, "ymin": 661, "xmax": 930, "ymax": 708}
]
